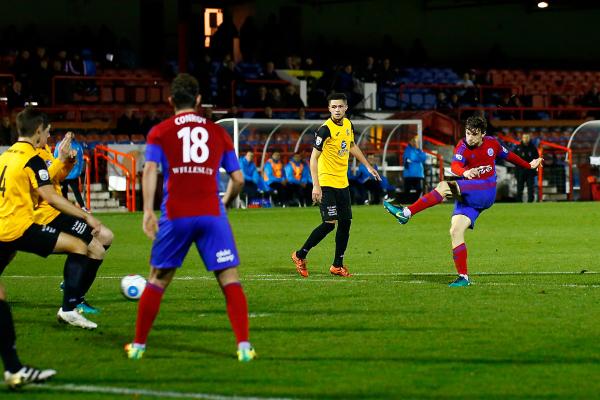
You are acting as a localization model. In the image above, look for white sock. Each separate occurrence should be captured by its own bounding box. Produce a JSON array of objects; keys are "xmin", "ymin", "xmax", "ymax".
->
[
  {"xmin": 132, "ymin": 343, "xmax": 146, "ymax": 349},
  {"xmin": 403, "ymin": 208, "xmax": 412, "ymax": 218},
  {"xmin": 459, "ymin": 274, "xmax": 469, "ymax": 280},
  {"xmin": 238, "ymin": 341, "xmax": 251, "ymax": 350}
]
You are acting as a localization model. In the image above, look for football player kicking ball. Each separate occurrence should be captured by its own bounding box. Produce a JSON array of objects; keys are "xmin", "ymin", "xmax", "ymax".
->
[
  {"xmin": 384, "ymin": 116, "xmax": 543, "ymax": 287},
  {"xmin": 125, "ymin": 74, "xmax": 255, "ymax": 362}
]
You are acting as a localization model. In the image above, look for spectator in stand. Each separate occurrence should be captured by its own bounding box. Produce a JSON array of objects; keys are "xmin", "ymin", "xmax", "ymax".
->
[
  {"xmin": 263, "ymin": 151, "xmax": 286, "ymax": 206},
  {"xmin": 282, "ymin": 85, "xmax": 305, "ymax": 109},
  {"xmin": 259, "ymin": 61, "xmax": 279, "ymax": 80},
  {"xmin": 249, "ymin": 85, "xmax": 271, "ymax": 108},
  {"xmin": 218, "ymin": 59, "xmax": 241, "ymax": 107},
  {"xmin": 116, "ymin": 107, "xmax": 141, "ymax": 135},
  {"xmin": 333, "ymin": 63, "xmax": 360, "ymax": 107},
  {"xmin": 358, "ymin": 56, "xmax": 377, "ymax": 83},
  {"xmin": 141, "ymin": 109, "xmax": 161, "ymax": 136},
  {"xmin": 297, "ymin": 107, "xmax": 306, "ymax": 120},
  {"xmin": 0, "ymin": 116, "xmax": 16, "ymax": 145},
  {"xmin": 449, "ymin": 93, "xmax": 461, "ymax": 109},
  {"xmin": 285, "ymin": 153, "xmax": 308, "ymax": 206},
  {"xmin": 436, "ymin": 92, "xmax": 452, "ymax": 112},
  {"xmin": 514, "ymin": 133, "xmax": 538, "ymax": 203},
  {"xmin": 33, "ymin": 58, "xmax": 53, "ymax": 105},
  {"xmin": 7, "ymin": 81, "xmax": 25, "ymax": 109},
  {"xmin": 403, "ymin": 135, "xmax": 427, "ymax": 202},
  {"xmin": 258, "ymin": 106, "xmax": 273, "ymax": 119},
  {"xmin": 240, "ymin": 151, "xmax": 263, "ymax": 205},
  {"xmin": 211, "ymin": 13, "xmax": 239, "ymax": 60},
  {"xmin": 12, "ymin": 50, "xmax": 34, "ymax": 90},
  {"xmin": 269, "ymin": 88, "xmax": 284, "ymax": 108},
  {"xmin": 224, "ymin": 105, "xmax": 241, "ymax": 119},
  {"xmin": 377, "ymin": 58, "xmax": 397, "ymax": 88}
]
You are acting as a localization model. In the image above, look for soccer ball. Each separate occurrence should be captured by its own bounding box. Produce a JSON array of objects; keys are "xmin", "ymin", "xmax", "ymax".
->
[{"xmin": 120, "ymin": 274, "xmax": 146, "ymax": 300}]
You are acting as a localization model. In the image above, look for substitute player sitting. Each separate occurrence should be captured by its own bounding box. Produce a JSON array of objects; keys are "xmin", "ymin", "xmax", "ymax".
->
[
  {"xmin": 384, "ymin": 116, "xmax": 542, "ymax": 287},
  {"xmin": 35, "ymin": 130, "xmax": 114, "ymax": 315},
  {"xmin": 125, "ymin": 73, "xmax": 255, "ymax": 362}
]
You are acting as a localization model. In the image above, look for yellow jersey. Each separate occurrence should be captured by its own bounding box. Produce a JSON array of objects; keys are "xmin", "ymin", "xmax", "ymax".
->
[
  {"xmin": 33, "ymin": 145, "xmax": 71, "ymax": 225},
  {"xmin": 313, "ymin": 117, "xmax": 354, "ymax": 188},
  {"xmin": 0, "ymin": 141, "xmax": 53, "ymax": 241}
]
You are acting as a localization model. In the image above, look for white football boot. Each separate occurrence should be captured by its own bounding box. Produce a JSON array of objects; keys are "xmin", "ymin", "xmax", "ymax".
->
[
  {"xmin": 57, "ymin": 308, "xmax": 97, "ymax": 329},
  {"xmin": 4, "ymin": 366, "xmax": 57, "ymax": 389}
]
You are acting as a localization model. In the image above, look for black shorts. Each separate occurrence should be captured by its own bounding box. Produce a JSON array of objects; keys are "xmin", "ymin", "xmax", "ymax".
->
[
  {"xmin": 48, "ymin": 213, "xmax": 94, "ymax": 245},
  {"xmin": 320, "ymin": 186, "xmax": 352, "ymax": 221},
  {"xmin": 0, "ymin": 223, "xmax": 61, "ymax": 264}
]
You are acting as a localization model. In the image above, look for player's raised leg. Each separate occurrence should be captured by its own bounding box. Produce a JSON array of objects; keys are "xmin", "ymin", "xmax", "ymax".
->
[
  {"xmin": 384, "ymin": 180, "xmax": 455, "ymax": 224},
  {"xmin": 216, "ymin": 267, "xmax": 255, "ymax": 362},
  {"xmin": 0, "ymin": 284, "xmax": 56, "ymax": 389},
  {"xmin": 449, "ymin": 214, "xmax": 472, "ymax": 287}
]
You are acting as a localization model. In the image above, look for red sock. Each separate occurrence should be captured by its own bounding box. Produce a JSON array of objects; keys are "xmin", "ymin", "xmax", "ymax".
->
[
  {"xmin": 452, "ymin": 243, "xmax": 468, "ymax": 275},
  {"xmin": 134, "ymin": 282, "xmax": 164, "ymax": 345},
  {"xmin": 222, "ymin": 282, "xmax": 249, "ymax": 344},
  {"xmin": 407, "ymin": 190, "xmax": 444, "ymax": 215}
]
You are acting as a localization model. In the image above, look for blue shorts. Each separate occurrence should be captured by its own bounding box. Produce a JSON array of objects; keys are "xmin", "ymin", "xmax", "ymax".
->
[
  {"xmin": 150, "ymin": 215, "xmax": 239, "ymax": 271},
  {"xmin": 453, "ymin": 177, "xmax": 497, "ymax": 229}
]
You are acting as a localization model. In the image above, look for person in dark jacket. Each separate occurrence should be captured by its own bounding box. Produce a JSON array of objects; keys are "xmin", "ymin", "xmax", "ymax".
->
[{"xmin": 514, "ymin": 133, "xmax": 539, "ymax": 202}]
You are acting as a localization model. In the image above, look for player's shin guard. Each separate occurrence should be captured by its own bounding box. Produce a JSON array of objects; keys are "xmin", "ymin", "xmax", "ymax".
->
[
  {"xmin": 452, "ymin": 243, "xmax": 468, "ymax": 276},
  {"xmin": 296, "ymin": 222, "xmax": 335, "ymax": 259},
  {"xmin": 407, "ymin": 190, "xmax": 444, "ymax": 216},
  {"xmin": 333, "ymin": 219, "xmax": 351, "ymax": 267},
  {"xmin": 222, "ymin": 282, "xmax": 249, "ymax": 344},
  {"xmin": 79, "ymin": 258, "xmax": 103, "ymax": 301},
  {"xmin": 0, "ymin": 300, "xmax": 23, "ymax": 373},
  {"xmin": 133, "ymin": 283, "xmax": 164, "ymax": 346},
  {"xmin": 62, "ymin": 253, "xmax": 88, "ymax": 311}
]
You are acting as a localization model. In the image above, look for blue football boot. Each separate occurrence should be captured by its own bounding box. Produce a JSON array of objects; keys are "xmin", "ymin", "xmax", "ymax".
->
[
  {"xmin": 448, "ymin": 276, "xmax": 471, "ymax": 287},
  {"xmin": 383, "ymin": 201, "xmax": 409, "ymax": 224}
]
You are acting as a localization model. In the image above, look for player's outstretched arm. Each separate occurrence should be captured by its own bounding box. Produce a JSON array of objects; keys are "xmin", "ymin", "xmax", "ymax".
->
[
  {"xmin": 350, "ymin": 144, "xmax": 381, "ymax": 181},
  {"xmin": 142, "ymin": 161, "xmax": 158, "ymax": 240},
  {"xmin": 223, "ymin": 170, "xmax": 244, "ymax": 207}
]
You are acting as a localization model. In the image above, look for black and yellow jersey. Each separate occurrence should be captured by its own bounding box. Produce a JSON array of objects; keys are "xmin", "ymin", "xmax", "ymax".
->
[
  {"xmin": 313, "ymin": 117, "xmax": 354, "ymax": 188},
  {"xmin": 34, "ymin": 145, "xmax": 70, "ymax": 225},
  {"xmin": 0, "ymin": 141, "xmax": 53, "ymax": 241}
]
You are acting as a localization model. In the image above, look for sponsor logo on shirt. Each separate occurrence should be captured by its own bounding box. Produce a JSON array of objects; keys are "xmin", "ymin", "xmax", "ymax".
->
[
  {"xmin": 337, "ymin": 140, "xmax": 348, "ymax": 157},
  {"xmin": 477, "ymin": 165, "xmax": 493, "ymax": 174},
  {"xmin": 487, "ymin": 148, "xmax": 494, "ymax": 157},
  {"xmin": 216, "ymin": 249, "xmax": 235, "ymax": 263},
  {"xmin": 39, "ymin": 169, "xmax": 49, "ymax": 181}
]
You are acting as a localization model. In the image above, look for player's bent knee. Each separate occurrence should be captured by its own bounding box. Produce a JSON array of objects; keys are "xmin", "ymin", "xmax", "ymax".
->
[
  {"xmin": 99, "ymin": 227, "xmax": 114, "ymax": 246},
  {"xmin": 215, "ymin": 267, "xmax": 240, "ymax": 287},
  {"xmin": 149, "ymin": 267, "xmax": 176, "ymax": 288}
]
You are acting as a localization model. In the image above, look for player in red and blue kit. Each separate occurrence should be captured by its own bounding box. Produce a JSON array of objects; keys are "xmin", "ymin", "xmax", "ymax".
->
[
  {"xmin": 384, "ymin": 116, "xmax": 543, "ymax": 287},
  {"xmin": 125, "ymin": 74, "xmax": 255, "ymax": 361}
]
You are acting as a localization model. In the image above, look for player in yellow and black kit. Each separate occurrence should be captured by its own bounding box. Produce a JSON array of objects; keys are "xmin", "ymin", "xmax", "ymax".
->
[
  {"xmin": 0, "ymin": 108, "xmax": 105, "ymax": 333},
  {"xmin": 35, "ymin": 131, "xmax": 114, "ymax": 315},
  {"xmin": 291, "ymin": 93, "xmax": 380, "ymax": 277}
]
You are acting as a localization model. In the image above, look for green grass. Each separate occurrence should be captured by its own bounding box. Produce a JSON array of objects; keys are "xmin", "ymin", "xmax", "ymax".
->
[{"xmin": 2, "ymin": 202, "xmax": 600, "ymax": 399}]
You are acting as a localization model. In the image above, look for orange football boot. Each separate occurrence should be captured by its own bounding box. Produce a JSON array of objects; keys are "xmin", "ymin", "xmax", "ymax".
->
[
  {"xmin": 291, "ymin": 251, "xmax": 309, "ymax": 277},
  {"xmin": 329, "ymin": 265, "xmax": 352, "ymax": 277}
]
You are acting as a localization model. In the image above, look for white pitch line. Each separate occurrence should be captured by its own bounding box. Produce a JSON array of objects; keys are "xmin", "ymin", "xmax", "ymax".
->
[{"xmin": 34, "ymin": 383, "xmax": 295, "ymax": 400}]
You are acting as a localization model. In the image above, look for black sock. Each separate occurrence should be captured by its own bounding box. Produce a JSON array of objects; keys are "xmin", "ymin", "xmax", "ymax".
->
[
  {"xmin": 333, "ymin": 219, "xmax": 351, "ymax": 267},
  {"xmin": 0, "ymin": 300, "xmax": 22, "ymax": 373},
  {"xmin": 79, "ymin": 258, "xmax": 103, "ymax": 302},
  {"xmin": 296, "ymin": 222, "xmax": 335, "ymax": 259},
  {"xmin": 62, "ymin": 253, "xmax": 88, "ymax": 311}
]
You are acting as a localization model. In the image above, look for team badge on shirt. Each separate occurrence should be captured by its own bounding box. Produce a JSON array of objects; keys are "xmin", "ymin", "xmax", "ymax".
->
[
  {"xmin": 39, "ymin": 170, "xmax": 49, "ymax": 181},
  {"xmin": 487, "ymin": 148, "xmax": 494, "ymax": 156}
]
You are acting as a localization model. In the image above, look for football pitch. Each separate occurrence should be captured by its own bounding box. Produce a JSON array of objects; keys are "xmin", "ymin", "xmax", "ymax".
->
[{"xmin": 2, "ymin": 202, "xmax": 599, "ymax": 399}]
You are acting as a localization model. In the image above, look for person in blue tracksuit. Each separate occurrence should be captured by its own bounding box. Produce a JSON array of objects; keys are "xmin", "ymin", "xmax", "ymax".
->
[
  {"xmin": 54, "ymin": 136, "xmax": 86, "ymax": 209},
  {"xmin": 403, "ymin": 135, "xmax": 427, "ymax": 202}
]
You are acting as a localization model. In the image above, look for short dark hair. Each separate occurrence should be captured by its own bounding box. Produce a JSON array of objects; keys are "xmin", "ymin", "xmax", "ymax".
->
[
  {"xmin": 327, "ymin": 92, "xmax": 347, "ymax": 105},
  {"xmin": 465, "ymin": 115, "xmax": 486, "ymax": 134},
  {"xmin": 16, "ymin": 107, "xmax": 48, "ymax": 137},
  {"xmin": 170, "ymin": 73, "xmax": 200, "ymax": 109}
]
